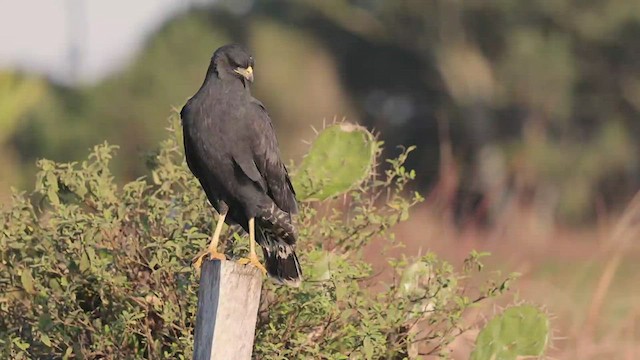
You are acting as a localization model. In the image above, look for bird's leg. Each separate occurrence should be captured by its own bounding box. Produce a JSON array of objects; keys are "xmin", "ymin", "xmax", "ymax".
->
[
  {"xmin": 238, "ymin": 217, "xmax": 267, "ymax": 275},
  {"xmin": 193, "ymin": 212, "xmax": 227, "ymax": 270}
]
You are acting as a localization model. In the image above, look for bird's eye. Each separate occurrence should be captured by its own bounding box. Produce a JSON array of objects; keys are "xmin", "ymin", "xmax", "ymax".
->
[{"xmin": 227, "ymin": 55, "xmax": 241, "ymax": 68}]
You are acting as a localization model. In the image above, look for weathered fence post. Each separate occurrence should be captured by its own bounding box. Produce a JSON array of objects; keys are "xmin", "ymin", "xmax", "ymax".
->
[{"xmin": 193, "ymin": 259, "xmax": 263, "ymax": 360}]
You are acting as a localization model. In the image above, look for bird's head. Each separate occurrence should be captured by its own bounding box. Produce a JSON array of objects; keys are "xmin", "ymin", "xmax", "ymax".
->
[{"xmin": 210, "ymin": 44, "xmax": 255, "ymax": 83}]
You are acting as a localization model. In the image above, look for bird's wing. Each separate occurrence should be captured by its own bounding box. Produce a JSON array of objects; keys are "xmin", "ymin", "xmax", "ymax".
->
[
  {"xmin": 245, "ymin": 98, "xmax": 298, "ymax": 214},
  {"xmin": 181, "ymin": 102, "xmax": 230, "ymax": 215},
  {"xmin": 232, "ymin": 153, "xmax": 265, "ymax": 190},
  {"xmin": 181, "ymin": 104, "xmax": 201, "ymax": 179}
]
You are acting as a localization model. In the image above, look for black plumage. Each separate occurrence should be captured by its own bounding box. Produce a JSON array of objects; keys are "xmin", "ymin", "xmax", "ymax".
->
[{"xmin": 181, "ymin": 44, "xmax": 302, "ymax": 286}]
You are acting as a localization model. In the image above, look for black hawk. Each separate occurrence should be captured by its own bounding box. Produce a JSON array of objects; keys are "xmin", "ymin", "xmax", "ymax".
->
[{"xmin": 181, "ymin": 44, "xmax": 302, "ymax": 286}]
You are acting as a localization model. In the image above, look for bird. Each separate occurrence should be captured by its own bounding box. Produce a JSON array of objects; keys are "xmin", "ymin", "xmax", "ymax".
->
[{"xmin": 180, "ymin": 44, "xmax": 302, "ymax": 286}]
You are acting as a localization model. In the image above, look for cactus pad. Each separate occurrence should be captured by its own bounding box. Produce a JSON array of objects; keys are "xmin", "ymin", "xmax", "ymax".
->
[
  {"xmin": 293, "ymin": 123, "xmax": 376, "ymax": 201},
  {"xmin": 471, "ymin": 305, "xmax": 549, "ymax": 360}
]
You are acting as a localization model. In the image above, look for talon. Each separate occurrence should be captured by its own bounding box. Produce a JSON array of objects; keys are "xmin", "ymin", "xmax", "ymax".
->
[
  {"xmin": 209, "ymin": 252, "xmax": 226, "ymax": 261},
  {"xmin": 193, "ymin": 255, "xmax": 204, "ymax": 271},
  {"xmin": 237, "ymin": 217, "xmax": 267, "ymax": 275},
  {"xmin": 192, "ymin": 250, "xmax": 226, "ymax": 270},
  {"xmin": 193, "ymin": 212, "xmax": 228, "ymax": 270},
  {"xmin": 238, "ymin": 255, "xmax": 267, "ymax": 275}
]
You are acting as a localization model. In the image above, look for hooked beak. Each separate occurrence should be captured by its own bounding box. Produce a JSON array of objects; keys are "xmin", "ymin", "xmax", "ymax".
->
[{"xmin": 234, "ymin": 66, "xmax": 254, "ymax": 82}]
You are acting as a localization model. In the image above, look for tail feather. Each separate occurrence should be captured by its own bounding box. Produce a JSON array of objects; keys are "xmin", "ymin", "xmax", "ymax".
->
[
  {"xmin": 256, "ymin": 204, "xmax": 302, "ymax": 287},
  {"xmin": 261, "ymin": 245, "xmax": 302, "ymax": 287}
]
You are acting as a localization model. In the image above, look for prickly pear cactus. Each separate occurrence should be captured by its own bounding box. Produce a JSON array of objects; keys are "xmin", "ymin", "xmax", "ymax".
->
[
  {"xmin": 308, "ymin": 250, "xmax": 340, "ymax": 281},
  {"xmin": 399, "ymin": 261, "xmax": 432, "ymax": 298},
  {"xmin": 293, "ymin": 122, "xmax": 376, "ymax": 201},
  {"xmin": 471, "ymin": 305, "xmax": 549, "ymax": 360}
]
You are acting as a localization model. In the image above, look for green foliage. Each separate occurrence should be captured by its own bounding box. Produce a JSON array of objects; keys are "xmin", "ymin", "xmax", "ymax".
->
[
  {"xmin": 471, "ymin": 305, "xmax": 550, "ymax": 360},
  {"xmin": 293, "ymin": 122, "xmax": 377, "ymax": 201},
  {"xmin": 499, "ymin": 29, "xmax": 576, "ymax": 121},
  {"xmin": 512, "ymin": 120, "xmax": 634, "ymax": 221},
  {"xmin": 1, "ymin": 116, "xmax": 517, "ymax": 358},
  {"xmin": 0, "ymin": 72, "xmax": 48, "ymax": 191}
]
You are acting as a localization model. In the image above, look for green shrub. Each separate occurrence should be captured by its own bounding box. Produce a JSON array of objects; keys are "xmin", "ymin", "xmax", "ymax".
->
[{"xmin": 1, "ymin": 115, "xmax": 518, "ymax": 359}]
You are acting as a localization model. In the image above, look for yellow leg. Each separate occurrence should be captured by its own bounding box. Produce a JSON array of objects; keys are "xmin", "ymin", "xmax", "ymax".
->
[
  {"xmin": 193, "ymin": 212, "xmax": 227, "ymax": 269},
  {"xmin": 238, "ymin": 217, "xmax": 267, "ymax": 275}
]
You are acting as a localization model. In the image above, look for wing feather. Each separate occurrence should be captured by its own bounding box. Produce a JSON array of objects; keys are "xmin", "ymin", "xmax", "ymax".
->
[
  {"xmin": 181, "ymin": 112, "xmax": 225, "ymax": 213},
  {"xmin": 249, "ymin": 99, "xmax": 298, "ymax": 214},
  {"xmin": 232, "ymin": 155, "xmax": 267, "ymax": 193}
]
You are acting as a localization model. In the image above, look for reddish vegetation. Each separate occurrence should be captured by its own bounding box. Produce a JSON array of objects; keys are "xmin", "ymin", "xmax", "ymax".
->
[{"xmin": 364, "ymin": 193, "xmax": 640, "ymax": 358}]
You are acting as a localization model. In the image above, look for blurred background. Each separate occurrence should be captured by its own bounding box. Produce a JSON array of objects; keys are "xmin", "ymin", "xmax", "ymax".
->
[{"xmin": 1, "ymin": 0, "xmax": 639, "ymax": 357}]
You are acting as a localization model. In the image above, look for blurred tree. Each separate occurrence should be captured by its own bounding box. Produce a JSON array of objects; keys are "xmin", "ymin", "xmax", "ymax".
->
[
  {"xmin": 262, "ymin": 0, "xmax": 640, "ymax": 223},
  {"xmin": 3, "ymin": 0, "xmax": 640, "ymax": 224},
  {"xmin": 0, "ymin": 72, "xmax": 46, "ymax": 201}
]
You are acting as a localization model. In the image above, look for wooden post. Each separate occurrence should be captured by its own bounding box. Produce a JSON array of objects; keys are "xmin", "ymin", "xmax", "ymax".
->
[{"xmin": 193, "ymin": 259, "xmax": 263, "ymax": 360}]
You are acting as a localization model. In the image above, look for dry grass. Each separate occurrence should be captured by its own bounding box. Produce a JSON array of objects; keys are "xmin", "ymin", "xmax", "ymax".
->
[{"xmin": 364, "ymin": 190, "xmax": 640, "ymax": 359}]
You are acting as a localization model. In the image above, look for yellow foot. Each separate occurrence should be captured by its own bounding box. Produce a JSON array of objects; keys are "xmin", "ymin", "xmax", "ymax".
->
[
  {"xmin": 237, "ymin": 255, "xmax": 267, "ymax": 275},
  {"xmin": 192, "ymin": 249, "xmax": 226, "ymax": 270}
]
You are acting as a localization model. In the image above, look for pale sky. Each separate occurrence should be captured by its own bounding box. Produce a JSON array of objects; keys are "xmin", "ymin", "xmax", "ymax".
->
[{"xmin": 0, "ymin": 0, "xmax": 199, "ymax": 84}]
